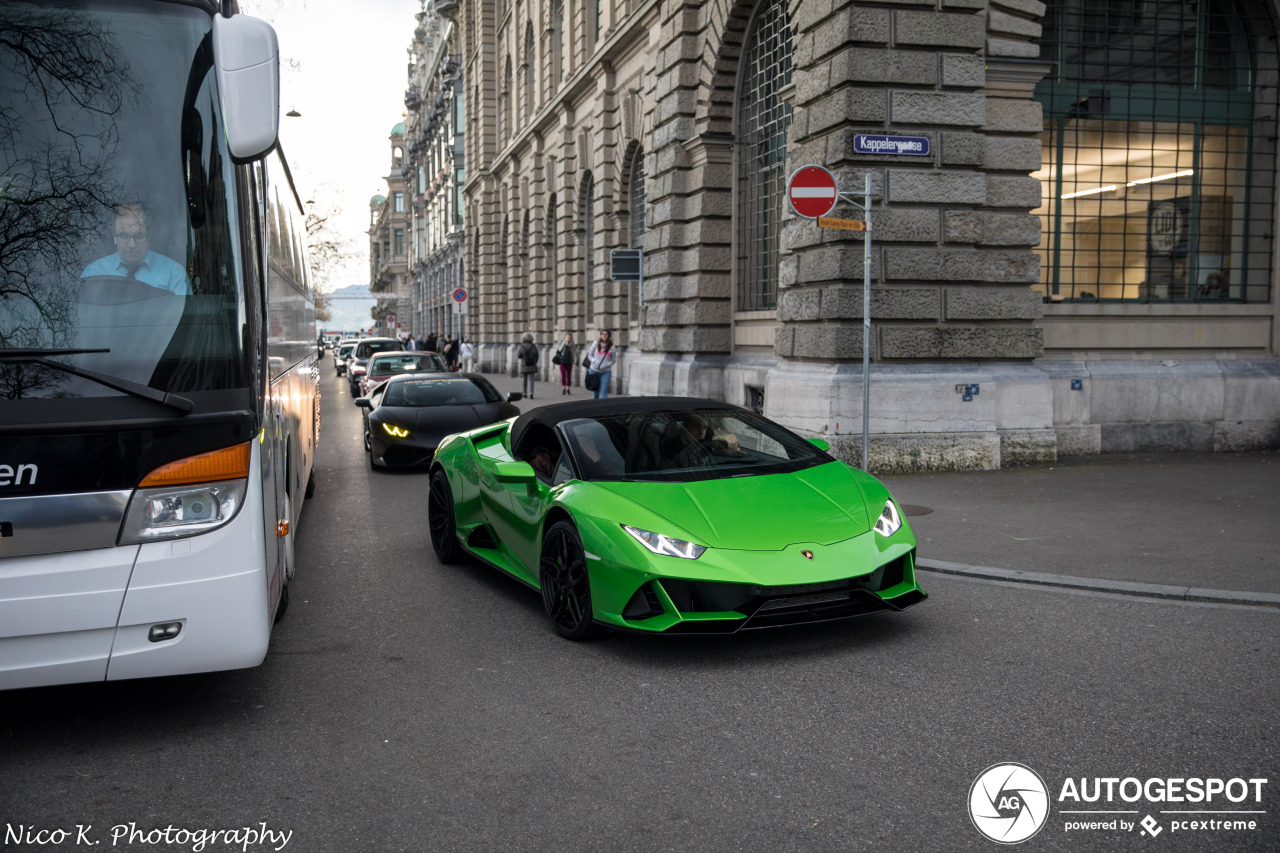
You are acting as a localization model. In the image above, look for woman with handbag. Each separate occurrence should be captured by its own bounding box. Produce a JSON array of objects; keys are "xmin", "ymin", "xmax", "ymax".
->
[
  {"xmin": 583, "ymin": 329, "xmax": 616, "ymax": 399},
  {"xmin": 552, "ymin": 333, "xmax": 575, "ymax": 395}
]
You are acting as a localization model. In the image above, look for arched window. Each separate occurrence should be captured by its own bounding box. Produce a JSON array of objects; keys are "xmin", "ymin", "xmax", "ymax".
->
[
  {"xmin": 1034, "ymin": 0, "xmax": 1276, "ymax": 302},
  {"xmin": 548, "ymin": 193, "xmax": 559, "ymax": 326},
  {"xmin": 627, "ymin": 146, "xmax": 645, "ymax": 323},
  {"xmin": 553, "ymin": 1, "xmax": 564, "ymax": 86},
  {"xmin": 500, "ymin": 56, "xmax": 512, "ymax": 145},
  {"xmin": 582, "ymin": 173, "xmax": 595, "ymax": 324},
  {"xmin": 734, "ymin": 0, "xmax": 792, "ymax": 312},
  {"xmin": 524, "ymin": 21, "xmax": 536, "ymax": 116}
]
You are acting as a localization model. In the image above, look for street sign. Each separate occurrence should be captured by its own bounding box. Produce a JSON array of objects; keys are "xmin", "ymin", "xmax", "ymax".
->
[
  {"xmin": 611, "ymin": 249, "xmax": 642, "ymax": 281},
  {"xmin": 385, "ymin": 313, "xmax": 396, "ymax": 325},
  {"xmin": 452, "ymin": 288, "xmax": 467, "ymax": 302},
  {"xmin": 786, "ymin": 165, "xmax": 839, "ymax": 219},
  {"xmin": 853, "ymin": 134, "xmax": 931, "ymax": 156},
  {"xmin": 817, "ymin": 217, "xmax": 866, "ymax": 232}
]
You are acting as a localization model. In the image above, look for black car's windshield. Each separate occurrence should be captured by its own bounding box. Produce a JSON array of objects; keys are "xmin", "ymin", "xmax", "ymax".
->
[
  {"xmin": 382, "ymin": 377, "xmax": 502, "ymax": 407},
  {"xmin": 370, "ymin": 353, "xmax": 445, "ymax": 376},
  {"xmin": 560, "ymin": 409, "xmax": 831, "ymax": 482},
  {"xmin": 0, "ymin": 1, "xmax": 249, "ymax": 416}
]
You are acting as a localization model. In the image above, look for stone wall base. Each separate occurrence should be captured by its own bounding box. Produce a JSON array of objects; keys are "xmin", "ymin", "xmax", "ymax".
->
[{"xmin": 626, "ymin": 353, "xmax": 1280, "ymax": 471}]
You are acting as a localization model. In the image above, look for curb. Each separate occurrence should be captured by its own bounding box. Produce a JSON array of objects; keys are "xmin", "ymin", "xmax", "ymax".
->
[{"xmin": 916, "ymin": 558, "xmax": 1280, "ymax": 608}]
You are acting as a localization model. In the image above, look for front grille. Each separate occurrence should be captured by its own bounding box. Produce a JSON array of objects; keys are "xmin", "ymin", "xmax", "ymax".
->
[
  {"xmin": 382, "ymin": 446, "xmax": 434, "ymax": 467},
  {"xmin": 656, "ymin": 550, "xmax": 918, "ymax": 633}
]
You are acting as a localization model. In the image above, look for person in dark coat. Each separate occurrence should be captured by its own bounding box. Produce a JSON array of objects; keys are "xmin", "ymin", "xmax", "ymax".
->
[{"xmin": 516, "ymin": 332, "xmax": 538, "ymax": 398}]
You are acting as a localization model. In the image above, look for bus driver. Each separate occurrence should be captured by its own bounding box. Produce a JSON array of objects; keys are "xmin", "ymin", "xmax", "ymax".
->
[{"xmin": 81, "ymin": 203, "xmax": 192, "ymax": 295}]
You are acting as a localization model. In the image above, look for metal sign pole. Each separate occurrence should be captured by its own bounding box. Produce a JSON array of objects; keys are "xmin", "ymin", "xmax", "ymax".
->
[
  {"xmin": 861, "ymin": 173, "xmax": 871, "ymax": 471},
  {"xmin": 831, "ymin": 175, "xmax": 874, "ymax": 471}
]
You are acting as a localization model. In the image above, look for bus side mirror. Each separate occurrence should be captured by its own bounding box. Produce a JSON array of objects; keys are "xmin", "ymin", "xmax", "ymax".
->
[{"xmin": 212, "ymin": 14, "xmax": 280, "ymax": 160}]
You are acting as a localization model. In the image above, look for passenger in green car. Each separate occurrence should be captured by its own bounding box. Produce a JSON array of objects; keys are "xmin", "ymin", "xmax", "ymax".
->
[{"xmin": 664, "ymin": 414, "xmax": 741, "ymax": 467}]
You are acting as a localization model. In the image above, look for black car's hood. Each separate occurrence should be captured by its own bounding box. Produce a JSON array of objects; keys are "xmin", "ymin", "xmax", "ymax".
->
[{"xmin": 375, "ymin": 403, "xmax": 512, "ymax": 439}]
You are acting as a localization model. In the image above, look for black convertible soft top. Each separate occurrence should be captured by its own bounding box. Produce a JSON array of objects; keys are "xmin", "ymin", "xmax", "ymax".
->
[{"xmin": 509, "ymin": 396, "xmax": 742, "ymax": 451}]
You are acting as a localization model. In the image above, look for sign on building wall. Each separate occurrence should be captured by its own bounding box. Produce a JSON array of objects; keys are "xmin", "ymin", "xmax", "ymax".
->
[{"xmin": 852, "ymin": 134, "xmax": 931, "ymax": 156}]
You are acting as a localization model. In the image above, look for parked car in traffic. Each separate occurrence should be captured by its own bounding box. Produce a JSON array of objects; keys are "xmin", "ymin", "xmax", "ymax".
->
[
  {"xmin": 333, "ymin": 339, "xmax": 358, "ymax": 375},
  {"xmin": 356, "ymin": 373, "xmax": 522, "ymax": 470},
  {"xmin": 361, "ymin": 351, "xmax": 448, "ymax": 397},
  {"xmin": 346, "ymin": 337, "xmax": 404, "ymax": 396}
]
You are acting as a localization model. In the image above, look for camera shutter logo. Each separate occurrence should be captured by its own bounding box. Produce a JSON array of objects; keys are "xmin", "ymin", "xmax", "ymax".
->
[{"xmin": 969, "ymin": 763, "xmax": 1050, "ymax": 844}]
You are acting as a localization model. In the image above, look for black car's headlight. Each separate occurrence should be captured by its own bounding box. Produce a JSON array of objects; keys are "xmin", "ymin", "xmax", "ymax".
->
[
  {"xmin": 382, "ymin": 422, "xmax": 410, "ymax": 438},
  {"xmin": 623, "ymin": 525, "xmax": 707, "ymax": 559},
  {"xmin": 872, "ymin": 500, "xmax": 902, "ymax": 537}
]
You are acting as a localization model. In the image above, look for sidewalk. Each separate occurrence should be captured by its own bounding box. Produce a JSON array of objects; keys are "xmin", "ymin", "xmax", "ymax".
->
[{"xmin": 474, "ymin": 369, "xmax": 1280, "ymax": 606}]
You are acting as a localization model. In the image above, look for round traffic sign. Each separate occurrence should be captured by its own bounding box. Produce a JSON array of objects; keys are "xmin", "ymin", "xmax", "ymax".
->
[
  {"xmin": 452, "ymin": 288, "xmax": 467, "ymax": 302},
  {"xmin": 787, "ymin": 165, "xmax": 838, "ymax": 219}
]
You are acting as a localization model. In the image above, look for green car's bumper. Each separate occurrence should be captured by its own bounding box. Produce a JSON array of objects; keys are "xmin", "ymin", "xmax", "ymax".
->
[{"xmin": 574, "ymin": 514, "xmax": 925, "ymax": 634}]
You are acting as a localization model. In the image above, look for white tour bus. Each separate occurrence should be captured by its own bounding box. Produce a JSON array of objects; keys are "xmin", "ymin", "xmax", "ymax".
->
[{"xmin": 0, "ymin": 0, "xmax": 318, "ymax": 689}]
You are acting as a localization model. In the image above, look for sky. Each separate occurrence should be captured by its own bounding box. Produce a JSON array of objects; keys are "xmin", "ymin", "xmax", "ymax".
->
[{"xmin": 249, "ymin": 0, "xmax": 423, "ymax": 291}]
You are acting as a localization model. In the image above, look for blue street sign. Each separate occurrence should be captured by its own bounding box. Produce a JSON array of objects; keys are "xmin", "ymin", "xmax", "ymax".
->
[{"xmin": 853, "ymin": 134, "xmax": 931, "ymax": 156}]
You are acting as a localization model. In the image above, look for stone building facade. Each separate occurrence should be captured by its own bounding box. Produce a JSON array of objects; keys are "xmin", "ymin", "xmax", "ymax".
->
[
  {"xmin": 446, "ymin": 0, "xmax": 1280, "ymax": 469},
  {"xmin": 368, "ymin": 122, "xmax": 412, "ymax": 333},
  {"xmin": 403, "ymin": 5, "xmax": 468, "ymax": 343}
]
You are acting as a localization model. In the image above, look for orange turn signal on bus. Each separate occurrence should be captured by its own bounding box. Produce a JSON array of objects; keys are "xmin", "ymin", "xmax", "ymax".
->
[{"xmin": 139, "ymin": 442, "xmax": 253, "ymax": 487}]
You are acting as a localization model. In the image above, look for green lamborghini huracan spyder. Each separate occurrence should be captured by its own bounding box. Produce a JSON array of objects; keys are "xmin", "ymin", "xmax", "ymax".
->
[{"xmin": 427, "ymin": 396, "xmax": 926, "ymax": 639}]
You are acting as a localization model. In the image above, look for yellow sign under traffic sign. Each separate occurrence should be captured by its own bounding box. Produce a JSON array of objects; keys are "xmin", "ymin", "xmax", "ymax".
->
[{"xmin": 817, "ymin": 216, "xmax": 867, "ymax": 231}]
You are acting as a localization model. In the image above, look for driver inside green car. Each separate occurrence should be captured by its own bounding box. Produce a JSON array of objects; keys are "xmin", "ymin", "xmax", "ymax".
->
[{"xmin": 665, "ymin": 413, "xmax": 741, "ymax": 466}]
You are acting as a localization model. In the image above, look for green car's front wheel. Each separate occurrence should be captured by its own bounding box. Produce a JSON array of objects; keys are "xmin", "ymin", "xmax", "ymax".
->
[
  {"xmin": 540, "ymin": 521, "xmax": 603, "ymax": 641},
  {"xmin": 428, "ymin": 469, "xmax": 462, "ymax": 564}
]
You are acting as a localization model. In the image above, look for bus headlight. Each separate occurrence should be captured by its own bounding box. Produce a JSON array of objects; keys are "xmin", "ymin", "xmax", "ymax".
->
[{"xmin": 120, "ymin": 480, "xmax": 247, "ymax": 544}]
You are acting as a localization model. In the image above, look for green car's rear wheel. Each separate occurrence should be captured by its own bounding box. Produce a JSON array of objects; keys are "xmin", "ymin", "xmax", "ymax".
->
[
  {"xmin": 428, "ymin": 469, "xmax": 462, "ymax": 564},
  {"xmin": 540, "ymin": 521, "xmax": 603, "ymax": 640}
]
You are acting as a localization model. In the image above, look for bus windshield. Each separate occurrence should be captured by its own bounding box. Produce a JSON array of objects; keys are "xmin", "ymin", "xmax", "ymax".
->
[{"xmin": 0, "ymin": 0, "xmax": 250, "ymax": 418}]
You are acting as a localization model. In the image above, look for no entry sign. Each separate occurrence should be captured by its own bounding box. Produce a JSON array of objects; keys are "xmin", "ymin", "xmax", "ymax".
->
[{"xmin": 787, "ymin": 165, "xmax": 839, "ymax": 219}]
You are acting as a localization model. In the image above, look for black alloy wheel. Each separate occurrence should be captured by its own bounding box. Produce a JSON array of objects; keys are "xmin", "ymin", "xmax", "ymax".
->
[
  {"xmin": 539, "ymin": 520, "xmax": 603, "ymax": 640},
  {"xmin": 428, "ymin": 468, "xmax": 462, "ymax": 564}
]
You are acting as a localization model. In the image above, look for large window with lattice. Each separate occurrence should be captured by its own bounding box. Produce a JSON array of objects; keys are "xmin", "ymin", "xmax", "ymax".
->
[
  {"xmin": 734, "ymin": 0, "xmax": 792, "ymax": 312},
  {"xmin": 1033, "ymin": 0, "xmax": 1276, "ymax": 303}
]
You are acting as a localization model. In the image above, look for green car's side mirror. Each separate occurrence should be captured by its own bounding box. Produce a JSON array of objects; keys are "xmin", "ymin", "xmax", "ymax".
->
[
  {"xmin": 494, "ymin": 461, "xmax": 536, "ymax": 485},
  {"xmin": 807, "ymin": 438, "xmax": 831, "ymax": 451}
]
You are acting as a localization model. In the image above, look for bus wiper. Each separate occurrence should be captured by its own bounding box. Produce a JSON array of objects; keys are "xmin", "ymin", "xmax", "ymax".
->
[{"xmin": 0, "ymin": 348, "xmax": 194, "ymax": 413}]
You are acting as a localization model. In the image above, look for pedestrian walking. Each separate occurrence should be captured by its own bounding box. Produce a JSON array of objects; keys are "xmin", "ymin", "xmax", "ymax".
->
[
  {"xmin": 444, "ymin": 334, "xmax": 460, "ymax": 371},
  {"xmin": 405, "ymin": 334, "xmax": 417, "ymax": 351},
  {"xmin": 517, "ymin": 332, "xmax": 539, "ymax": 398},
  {"xmin": 460, "ymin": 337, "xmax": 475, "ymax": 373},
  {"xmin": 584, "ymin": 329, "xmax": 615, "ymax": 399},
  {"xmin": 552, "ymin": 333, "xmax": 576, "ymax": 395},
  {"xmin": 424, "ymin": 331, "xmax": 438, "ymax": 354}
]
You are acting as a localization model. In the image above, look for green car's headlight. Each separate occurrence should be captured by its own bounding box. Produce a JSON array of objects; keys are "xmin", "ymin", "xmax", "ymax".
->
[
  {"xmin": 872, "ymin": 500, "xmax": 902, "ymax": 537},
  {"xmin": 622, "ymin": 525, "xmax": 707, "ymax": 560},
  {"xmin": 382, "ymin": 422, "xmax": 410, "ymax": 438}
]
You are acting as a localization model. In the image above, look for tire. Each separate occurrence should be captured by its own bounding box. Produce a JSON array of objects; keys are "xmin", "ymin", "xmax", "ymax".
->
[
  {"xmin": 273, "ymin": 581, "xmax": 289, "ymax": 624},
  {"xmin": 539, "ymin": 520, "xmax": 603, "ymax": 640},
  {"xmin": 428, "ymin": 468, "xmax": 462, "ymax": 564},
  {"xmin": 304, "ymin": 469, "xmax": 316, "ymax": 499}
]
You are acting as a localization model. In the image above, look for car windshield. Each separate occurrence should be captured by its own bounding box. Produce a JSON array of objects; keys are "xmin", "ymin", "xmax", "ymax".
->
[
  {"xmin": 0, "ymin": 0, "xmax": 249, "ymax": 415},
  {"xmin": 559, "ymin": 409, "xmax": 831, "ymax": 482},
  {"xmin": 382, "ymin": 377, "xmax": 502, "ymax": 407},
  {"xmin": 338, "ymin": 344, "xmax": 356, "ymax": 358},
  {"xmin": 355, "ymin": 340, "xmax": 400, "ymax": 359},
  {"xmin": 370, "ymin": 353, "xmax": 445, "ymax": 376}
]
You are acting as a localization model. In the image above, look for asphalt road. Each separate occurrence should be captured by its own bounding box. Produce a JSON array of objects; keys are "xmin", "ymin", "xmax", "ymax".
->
[{"xmin": 2, "ymin": 370, "xmax": 1276, "ymax": 853}]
